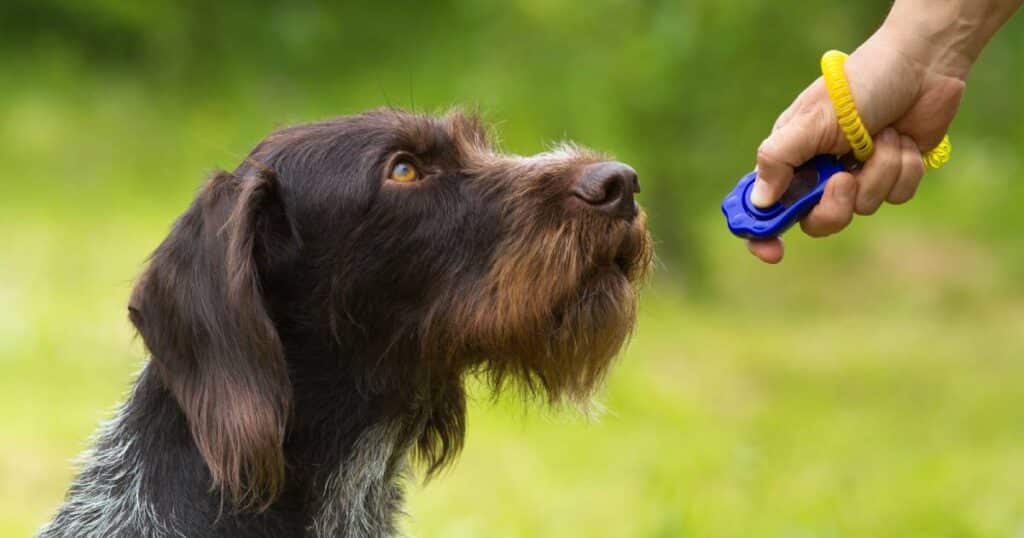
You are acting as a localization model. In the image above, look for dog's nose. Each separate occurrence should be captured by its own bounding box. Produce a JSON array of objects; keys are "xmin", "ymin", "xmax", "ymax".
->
[{"xmin": 571, "ymin": 161, "xmax": 640, "ymax": 221}]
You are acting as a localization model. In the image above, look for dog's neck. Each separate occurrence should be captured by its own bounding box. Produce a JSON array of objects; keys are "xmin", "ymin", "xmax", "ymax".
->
[
  {"xmin": 284, "ymin": 334, "xmax": 428, "ymax": 537},
  {"xmin": 41, "ymin": 348, "xmax": 433, "ymax": 538},
  {"xmin": 306, "ymin": 420, "xmax": 411, "ymax": 537}
]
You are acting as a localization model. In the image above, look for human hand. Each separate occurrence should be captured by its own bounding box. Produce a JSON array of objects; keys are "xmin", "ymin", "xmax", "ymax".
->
[{"xmin": 746, "ymin": 27, "xmax": 966, "ymax": 263}]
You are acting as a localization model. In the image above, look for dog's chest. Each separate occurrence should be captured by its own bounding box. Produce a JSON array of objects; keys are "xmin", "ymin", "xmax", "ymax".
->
[{"xmin": 308, "ymin": 422, "xmax": 410, "ymax": 538}]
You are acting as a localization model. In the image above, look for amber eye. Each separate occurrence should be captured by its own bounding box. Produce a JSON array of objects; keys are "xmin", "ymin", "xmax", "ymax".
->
[{"xmin": 389, "ymin": 160, "xmax": 419, "ymax": 183}]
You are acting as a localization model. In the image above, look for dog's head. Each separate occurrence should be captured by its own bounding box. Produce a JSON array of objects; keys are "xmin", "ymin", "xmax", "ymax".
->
[{"xmin": 128, "ymin": 109, "xmax": 651, "ymax": 507}]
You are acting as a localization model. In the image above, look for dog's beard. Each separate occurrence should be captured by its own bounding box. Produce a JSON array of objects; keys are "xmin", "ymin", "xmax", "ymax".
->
[
  {"xmin": 521, "ymin": 263, "xmax": 641, "ymax": 407},
  {"xmin": 437, "ymin": 211, "xmax": 652, "ymax": 409},
  {"xmin": 505, "ymin": 215, "xmax": 651, "ymax": 408}
]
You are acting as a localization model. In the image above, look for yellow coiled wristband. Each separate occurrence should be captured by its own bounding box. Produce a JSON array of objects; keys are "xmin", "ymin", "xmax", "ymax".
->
[{"xmin": 820, "ymin": 50, "xmax": 952, "ymax": 170}]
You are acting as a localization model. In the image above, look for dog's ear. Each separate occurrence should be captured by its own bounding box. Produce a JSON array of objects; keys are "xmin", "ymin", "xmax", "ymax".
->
[{"xmin": 129, "ymin": 166, "xmax": 295, "ymax": 509}]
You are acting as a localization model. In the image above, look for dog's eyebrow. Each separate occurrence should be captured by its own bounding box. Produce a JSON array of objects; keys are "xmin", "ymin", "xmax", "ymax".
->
[{"xmin": 384, "ymin": 116, "xmax": 445, "ymax": 156}]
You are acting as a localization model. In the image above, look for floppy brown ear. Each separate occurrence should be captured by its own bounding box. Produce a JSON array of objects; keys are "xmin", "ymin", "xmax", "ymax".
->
[{"xmin": 128, "ymin": 167, "xmax": 293, "ymax": 509}]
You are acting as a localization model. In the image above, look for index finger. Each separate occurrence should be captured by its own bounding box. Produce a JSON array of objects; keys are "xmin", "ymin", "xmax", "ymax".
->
[{"xmin": 753, "ymin": 105, "xmax": 835, "ymax": 208}]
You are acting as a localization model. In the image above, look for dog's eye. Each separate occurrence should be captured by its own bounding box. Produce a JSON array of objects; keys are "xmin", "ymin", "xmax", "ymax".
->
[{"xmin": 388, "ymin": 161, "xmax": 419, "ymax": 183}]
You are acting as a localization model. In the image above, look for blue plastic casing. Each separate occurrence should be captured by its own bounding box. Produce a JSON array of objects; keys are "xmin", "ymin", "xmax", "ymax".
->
[{"xmin": 721, "ymin": 155, "xmax": 845, "ymax": 239}]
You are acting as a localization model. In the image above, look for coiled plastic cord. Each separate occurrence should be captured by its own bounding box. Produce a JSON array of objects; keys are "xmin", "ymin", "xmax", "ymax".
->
[{"xmin": 820, "ymin": 50, "xmax": 952, "ymax": 170}]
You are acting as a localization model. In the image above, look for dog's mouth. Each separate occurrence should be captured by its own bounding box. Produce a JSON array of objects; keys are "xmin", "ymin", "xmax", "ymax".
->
[
  {"xmin": 614, "ymin": 225, "xmax": 645, "ymax": 275},
  {"xmin": 591, "ymin": 219, "xmax": 651, "ymax": 283}
]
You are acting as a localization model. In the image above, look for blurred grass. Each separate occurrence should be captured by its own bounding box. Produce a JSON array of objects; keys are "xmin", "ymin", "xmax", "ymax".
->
[{"xmin": 3, "ymin": 1, "xmax": 1024, "ymax": 536}]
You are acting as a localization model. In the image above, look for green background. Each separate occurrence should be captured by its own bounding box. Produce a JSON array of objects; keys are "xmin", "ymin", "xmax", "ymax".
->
[{"xmin": 3, "ymin": 1, "xmax": 1023, "ymax": 536}]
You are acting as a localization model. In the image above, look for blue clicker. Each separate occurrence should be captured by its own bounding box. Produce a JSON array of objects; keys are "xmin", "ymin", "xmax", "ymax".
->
[{"xmin": 721, "ymin": 155, "xmax": 845, "ymax": 239}]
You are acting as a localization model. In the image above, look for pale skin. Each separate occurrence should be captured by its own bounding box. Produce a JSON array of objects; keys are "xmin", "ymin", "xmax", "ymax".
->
[{"xmin": 748, "ymin": 0, "xmax": 1023, "ymax": 263}]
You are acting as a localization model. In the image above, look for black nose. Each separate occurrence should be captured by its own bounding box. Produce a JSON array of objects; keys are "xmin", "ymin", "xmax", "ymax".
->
[{"xmin": 572, "ymin": 161, "xmax": 640, "ymax": 221}]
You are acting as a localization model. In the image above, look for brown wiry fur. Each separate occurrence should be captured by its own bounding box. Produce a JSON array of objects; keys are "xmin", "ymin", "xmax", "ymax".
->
[
  {"xmin": 129, "ymin": 170, "xmax": 292, "ymax": 509},
  {"xmin": 416, "ymin": 113, "xmax": 652, "ymax": 470},
  {"xmin": 97, "ymin": 109, "xmax": 650, "ymax": 527}
]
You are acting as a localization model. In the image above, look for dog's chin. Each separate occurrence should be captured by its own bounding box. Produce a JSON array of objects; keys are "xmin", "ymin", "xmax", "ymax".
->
[
  {"xmin": 518, "ymin": 223, "xmax": 651, "ymax": 407},
  {"xmin": 449, "ymin": 214, "xmax": 651, "ymax": 408},
  {"xmin": 591, "ymin": 217, "xmax": 652, "ymax": 284},
  {"xmin": 525, "ymin": 267, "xmax": 637, "ymax": 407}
]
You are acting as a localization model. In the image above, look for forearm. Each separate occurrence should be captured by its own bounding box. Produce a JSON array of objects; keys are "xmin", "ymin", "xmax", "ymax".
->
[{"xmin": 878, "ymin": 0, "xmax": 1022, "ymax": 78}]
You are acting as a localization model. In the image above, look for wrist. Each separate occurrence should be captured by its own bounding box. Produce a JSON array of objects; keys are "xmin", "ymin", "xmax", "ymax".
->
[
  {"xmin": 876, "ymin": 5, "xmax": 976, "ymax": 79},
  {"xmin": 877, "ymin": 0, "xmax": 1021, "ymax": 80}
]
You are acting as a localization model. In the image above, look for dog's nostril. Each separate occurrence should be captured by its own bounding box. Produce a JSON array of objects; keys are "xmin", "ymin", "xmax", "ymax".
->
[
  {"xmin": 572, "ymin": 161, "xmax": 640, "ymax": 221},
  {"xmin": 600, "ymin": 178, "xmax": 624, "ymax": 206}
]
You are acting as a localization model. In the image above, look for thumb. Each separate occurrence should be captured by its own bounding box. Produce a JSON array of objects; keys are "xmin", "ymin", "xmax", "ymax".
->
[{"xmin": 753, "ymin": 100, "xmax": 841, "ymax": 208}]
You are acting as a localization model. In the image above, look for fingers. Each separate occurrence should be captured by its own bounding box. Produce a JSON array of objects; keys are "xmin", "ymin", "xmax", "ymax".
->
[
  {"xmin": 798, "ymin": 129, "xmax": 925, "ymax": 237},
  {"xmin": 747, "ymin": 237, "xmax": 784, "ymax": 264},
  {"xmin": 800, "ymin": 171, "xmax": 857, "ymax": 237},
  {"xmin": 854, "ymin": 128, "xmax": 901, "ymax": 215},
  {"xmin": 850, "ymin": 128, "xmax": 924, "ymax": 210},
  {"xmin": 753, "ymin": 99, "xmax": 838, "ymax": 208},
  {"xmin": 744, "ymin": 133, "xmax": 924, "ymax": 262},
  {"xmin": 887, "ymin": 134, "xmax": 925, "ymax": 204},
  {"xmin": 745, "ymin": 172, "xmax": 856, "ymax": 261}
]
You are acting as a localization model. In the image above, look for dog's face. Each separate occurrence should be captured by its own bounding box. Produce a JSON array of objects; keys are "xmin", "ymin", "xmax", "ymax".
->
[
  {"xmin": 249, "ymin": 110, "xmax": 651, "ymax": 400},
  {"xmin": 128, "ymin": 109, "xmax": 651, "ymax": 507}
]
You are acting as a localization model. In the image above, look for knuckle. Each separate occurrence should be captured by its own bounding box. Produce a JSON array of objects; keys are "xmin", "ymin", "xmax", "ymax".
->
[
  {"xmin": 800, "ymin": 220, "xmax": 831, "ymax": 237},
  {"xmin": 908, "ymin": 157, "xmax": 925, "ymax": 180},
  {"xmin": 902, "ymin": 136, "xmax": 926, "ymax": 177},
  {"xmin": 855, "ymin": 198, "xmax": 881, "ymax": 215},
  {"xmin": 756, "ymin": 139, "xmax": 782, "ymax": 168},
  {"xmin": 817, "ymin": 207, "xmax": 853, "ymax": 233},
  {"xmin": 888, "ymin": 169, "xmax": 923, "ymax": 206},
  {"xmin": 810, "ymin": 106, "xmax": 842, "ymax": 152},
  {"xmin": 887, "ymin": 140, "xmax": 904, "ymax": 163},
  {"xmin": 887, "ymin": 189, "xmax": 915, "ymax": 205},
  {"xmin": 855, "ymin": 180, "xmax": 891, "ymax": 213},
  {"xmin": 773, "ymin": 106, "xmax": 795, "ymax": 132},
  {"xmin": 855, "ymin": 179, "xmax": 886, "ymax": 205}
]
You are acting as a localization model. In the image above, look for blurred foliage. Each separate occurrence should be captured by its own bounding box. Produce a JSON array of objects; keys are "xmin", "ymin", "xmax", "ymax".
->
[
  {"xmin": 6, "ymin": 0, "xmax": 1024, "ymax": 274},
  {"xmin": 8, "ymin": 0, "xmax": 1022, "ymax": 276},
  {"xmin": 2, "ymin": 1, "xmax": 1023, "ymax": 536}
]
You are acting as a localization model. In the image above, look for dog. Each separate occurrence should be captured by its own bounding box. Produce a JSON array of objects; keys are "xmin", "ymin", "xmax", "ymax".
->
[{"xmin": 39, "ymin": 109, "xmax": 652, "ymax": 537}]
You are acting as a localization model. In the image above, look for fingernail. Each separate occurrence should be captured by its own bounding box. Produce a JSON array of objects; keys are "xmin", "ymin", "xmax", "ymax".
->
[{"xmin": 750, "ymin": 178, "xmax": 773, "ymax": 208}]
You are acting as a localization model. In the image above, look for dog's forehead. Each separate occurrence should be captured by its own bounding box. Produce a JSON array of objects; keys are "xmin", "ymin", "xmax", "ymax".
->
[
  {"xmin": 256, "ymin": 110, "xmax": 491, "ymax": 165},
  {"xmin": 378, "ymin": 109, "xmax": 492, "ymax": 158}
]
